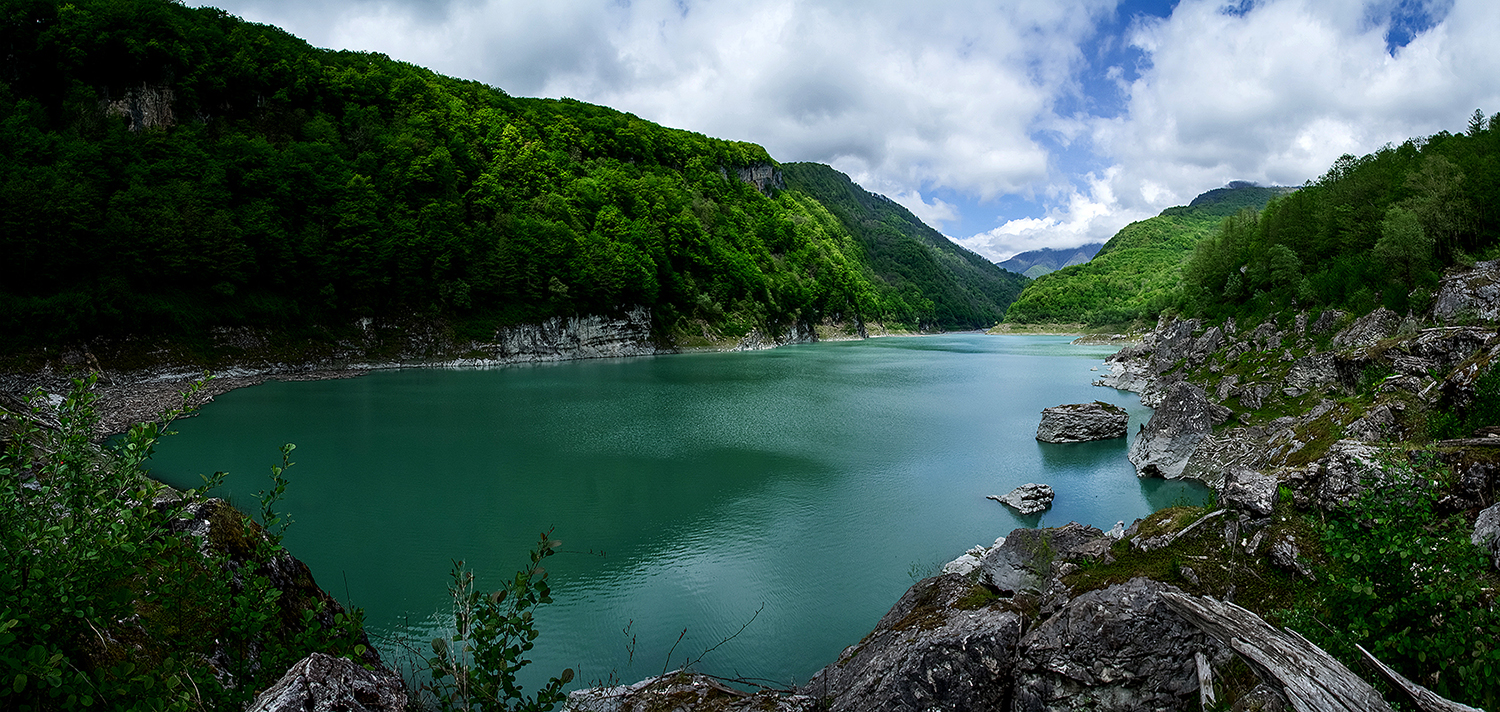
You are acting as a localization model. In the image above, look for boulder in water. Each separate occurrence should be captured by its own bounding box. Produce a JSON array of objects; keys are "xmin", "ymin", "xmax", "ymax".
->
[
  {"xmin": 1036, "ymin": 401, "xmax": 1129, "ymax": 443},
  {"xmin": 988, "ymin": 483, "xmax": 1055, "ymax": 515}
]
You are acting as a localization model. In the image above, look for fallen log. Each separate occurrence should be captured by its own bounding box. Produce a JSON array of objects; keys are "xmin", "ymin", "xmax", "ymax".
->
[
  {"xmin": 1355, "ymin": 644, "xmax": 1485, "ymax": 712},
  {"xmin": 1159, "ymin": 591, "xmax": 1391, "ymax": 712}
]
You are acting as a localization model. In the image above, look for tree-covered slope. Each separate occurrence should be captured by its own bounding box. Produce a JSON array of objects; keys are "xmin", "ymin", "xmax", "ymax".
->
[
  {"xmin": 0, "ymin": 0, "xmax": 983, "ymax": 355},
  {"xmin": 1181, "ymin": 115, "xmax": 1500, "ymax": 319},
  {"xmin": 1003, "ymin": 184, "xmax": 1290, "ymax": 326},
  {"xmin": 781, "ymin": 163, "xmax": 1028, "ymax": 329}
]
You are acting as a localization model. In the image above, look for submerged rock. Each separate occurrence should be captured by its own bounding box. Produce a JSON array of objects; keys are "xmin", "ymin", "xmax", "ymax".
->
[
  {"xmin": 1035, "ymin": 401, "xmax": 1128, "ymax": 443},
  {"xmin": 989, "ymin": 483, "xmax": 1055, "ymax": 515},
  {"xmin": 1128, "ymin": 382, "xmax": 1216, "ymax": 480}
]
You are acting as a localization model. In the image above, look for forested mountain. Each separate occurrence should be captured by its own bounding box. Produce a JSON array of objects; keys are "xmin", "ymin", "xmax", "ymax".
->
[
  {"xmin": 998, "ymin": 243, "xmax": 1103, "ymax": 278},
  {"xmin": 1003, "ymin": 184, "xmax": 1291, "ymax": 325},
  {"xmin": 1181, "ymin": 116, "xmax": 1500, "ymax": 319},
  {"xmin": 780, "ymin": 163, "xmax": 1028, "ymax": 329},
  {"xmin": 0, "ymin": 0, "xmax": 1014, "ymax": 357}
]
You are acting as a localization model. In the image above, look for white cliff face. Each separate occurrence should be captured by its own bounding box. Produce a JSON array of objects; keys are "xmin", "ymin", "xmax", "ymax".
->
[{"xmin": 454, "ymin": 307, "xmax": 661, "ymax": 365}]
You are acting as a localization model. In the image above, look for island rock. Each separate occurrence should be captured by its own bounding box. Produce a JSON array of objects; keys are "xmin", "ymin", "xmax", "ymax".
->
[
  {"xmin": 989, "ymin": 483, "xmax": 1055, "ymax": 515},
  {"xmin": 1036, "ymin": 401, "xmax": 1129, "ymax": 443}
]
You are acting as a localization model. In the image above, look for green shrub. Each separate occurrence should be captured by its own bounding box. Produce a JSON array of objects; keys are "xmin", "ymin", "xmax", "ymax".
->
[
  {"xmin": 0, "ymin": 375, "xmax": 366, "ymax": 710},
  {"xmin": 426, "ymin": 533, "xmax": 575, "ymax": 711},
  {"xmin": 1280, "ymin": 452, "xmax": 1500, "ymax": 709}
]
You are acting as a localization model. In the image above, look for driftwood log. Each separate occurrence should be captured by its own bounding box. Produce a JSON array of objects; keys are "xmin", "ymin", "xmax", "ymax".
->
[
  {"xmin": 1355, "ymin": 644, "xmax": 1485, "ymax": 712},
  {"xmin": 1161, "ymin": 591, "xmax": 1487, "ymax": 712},
  {"xmin": 1159, "ymin": 591, "xmax": 1393, "ymax": 712}
]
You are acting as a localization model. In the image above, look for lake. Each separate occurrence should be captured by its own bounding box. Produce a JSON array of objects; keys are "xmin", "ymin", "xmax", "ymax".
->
[{"xmin": 145, "ymin": 333, "xmax": 1206, "ymax": 692}]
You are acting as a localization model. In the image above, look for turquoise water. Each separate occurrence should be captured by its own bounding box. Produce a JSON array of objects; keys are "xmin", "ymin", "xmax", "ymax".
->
[{"xmin": 145, "ymin": 334, "xmax": 1205, "ymax": 691}]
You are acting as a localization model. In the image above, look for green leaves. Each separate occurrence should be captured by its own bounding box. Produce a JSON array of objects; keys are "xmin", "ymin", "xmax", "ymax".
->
[
  {"xmin": 1285, "ymin": 452, "xmax": 1500, "ymax": 709},
  {"xmin": 427, "ymin": 531, "xmax": 574, "ymax": 711}
]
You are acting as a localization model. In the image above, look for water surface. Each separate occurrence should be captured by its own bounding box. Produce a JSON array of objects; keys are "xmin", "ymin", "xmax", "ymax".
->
[{"xmin": 147, "ymin": 334, "xmax": 1205, "ymax": 690}]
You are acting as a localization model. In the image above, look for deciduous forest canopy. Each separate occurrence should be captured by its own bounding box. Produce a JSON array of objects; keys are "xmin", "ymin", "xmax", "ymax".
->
[{"xmin": 0, "ymin": 0, "xmax": 1024, "ymax": 354}]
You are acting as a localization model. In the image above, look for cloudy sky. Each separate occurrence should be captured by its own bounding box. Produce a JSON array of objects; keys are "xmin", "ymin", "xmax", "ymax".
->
[{"xmin": 201, "ymin": 0, "xmax": 1500, "ymax": 262}]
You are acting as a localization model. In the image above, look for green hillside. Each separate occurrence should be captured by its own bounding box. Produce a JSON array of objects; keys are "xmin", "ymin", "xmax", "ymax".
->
[
  {"xmin": 1003, "ymin": 184, "xmax": 1290, "ymax": 325},
  {"xmin": 781, "ymin": 163, "xmax": 1028, "ymax": 329},
  {"xmin": 1181, "ymin": 118, "xmax": 1500, "ymax": 318},
  {"xmin": 0, "ymin": 0, "xmax": 1005, "ymax": 356}
]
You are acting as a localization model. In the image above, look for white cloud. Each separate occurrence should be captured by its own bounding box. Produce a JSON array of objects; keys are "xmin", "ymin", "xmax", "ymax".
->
[
  {"xmin": 954, "ymin": 167, "xmax": 1151, "ymax": 262},
  {"xmin": 1088, "ymin": 0, "xmax": 1500, "ymax": 214}
]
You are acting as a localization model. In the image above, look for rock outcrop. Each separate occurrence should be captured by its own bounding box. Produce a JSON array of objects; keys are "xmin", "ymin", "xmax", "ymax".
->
[
  {"xmin": 1035, "ymin": 401, "xmax": 1129, "ymax": 442},
  {"xmin": 941, "ymin": 536, "xmax": 1007, "ymax": 576},
  {"xmin": 1128, "ymin": 382, "xmax": 1217, "ymax": 480},
  {"xmin": 1012, "ymin": 578, "xmax": 1230, "ymax": 712},
  {"xmin": 1473, "ymin": 503, "xmax": 1500, "ymax": 571},
  {"xmin": 1331, "ymin": 307, "xmax": 1401, "ymax": 350},
  {"xmin": 248, "ymin": 653, "xmax": 407, "ymax": 712},
  {"xmin": 450, "ymin": 307, "xmax": 662, "ymax": 365},
  {"xmin": 977, "ymin": 523, "xmax": 1112, "ymax": 603},
  {"xmin": 569, "ymin": 673, "xmax": 813, "ymax": 712},
  {"xmin": 989, "ymin": 483, "xmax": 1055, "ymax": 515},
  {"xmin": 1220, "ymin": 468, "xmax": 1278, "ymax": 517},
  {"xmin": 803, "ymin": 574, "xmax": 1022, "ymax": 712},
  {"xmin": 1433, "ymin": 259, "xmax": 1500, "ymax": 323},
  {"xmin": 1314, "ymin": 440, "xmax": 1387, "ymax": 509}
]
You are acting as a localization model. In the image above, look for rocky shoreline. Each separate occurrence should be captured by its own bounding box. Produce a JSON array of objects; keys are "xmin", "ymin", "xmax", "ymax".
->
[{"xmin": 1, "ymin": 308, "xmax": 865, "ymax": 439}]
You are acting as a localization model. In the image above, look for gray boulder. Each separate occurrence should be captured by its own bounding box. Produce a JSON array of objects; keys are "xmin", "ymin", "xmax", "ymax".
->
[
  {"xmin": 990, "ymin": 483, "xmax": 1055, "ymax": 515},
  {"xmin": 802, "ymin": 574, "xmax": 1021, "ymax": 712},
  {"xmin": 1433, "ymin": 259, "xmax": 1500, "ymax": 322},
  {"xmin": 1473, "ymin": 503, "xmax": 1500, "ymax": 571},
  {"xmin": 1036, "ymin": 401, "xmax": 1129, "ymax": 443},
  {"xmin": 1331, "ymin": 307, "xmax": 1400, "ymax": 350},
  {"xmin": 1284, "ymin": 353, "xmax": 1337, "ymax": 396},
  {"xmin": 1011, "ymin": 578, "xmax": 1229, "ymax": 712},
  {"xmin": 1128, "ymin": 382, "xmax": 1216, "ymax": 480},
  {"xmin": 1221, "ymin": 468, "xmax": 1278, "ymax": 517},
  {"xmin": 977, "ymin": 523, "xmax": 1113, "ymax": 601},
  {"xmin": 248, "ymin": 653, "xmax": 407, "ymax": 712}
]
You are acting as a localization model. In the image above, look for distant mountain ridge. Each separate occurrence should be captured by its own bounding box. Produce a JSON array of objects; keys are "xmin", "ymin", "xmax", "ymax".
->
[{"xmin": 999, "ymin": 244, "xmax": 1104, "ymax": 278}]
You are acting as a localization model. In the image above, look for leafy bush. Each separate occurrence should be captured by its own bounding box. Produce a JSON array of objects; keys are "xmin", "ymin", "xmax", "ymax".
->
[
  {"xmin": 427, "ymin": 533, "xmax": 574, "ymax": 711},
  {"xmin": 1280, "ymin": 453, "xmax": 1500, "ymax": 709},
  {"xmin": 0, "ymin": 376, "xmax": 366, "ymax": 710}
]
